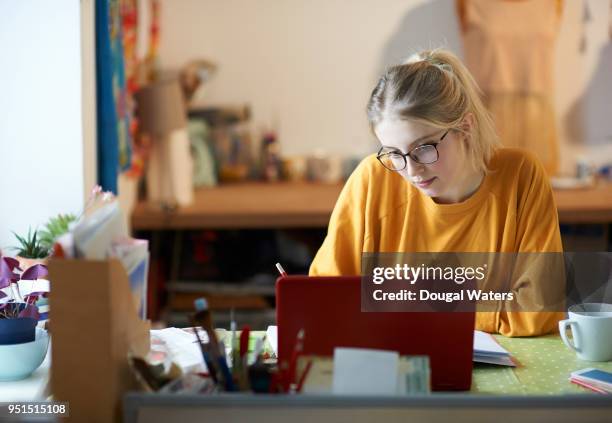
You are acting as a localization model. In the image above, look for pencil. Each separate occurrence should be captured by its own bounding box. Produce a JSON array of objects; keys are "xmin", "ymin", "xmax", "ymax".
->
[{"xmin": 276, "ymin": 262, "xmax": 288, "ymax": 277}]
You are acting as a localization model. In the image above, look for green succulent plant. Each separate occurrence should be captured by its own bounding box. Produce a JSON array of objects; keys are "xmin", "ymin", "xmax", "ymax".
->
[
  {"xmin": 12, "ymin": 227, "xmax": 49, "ymax": 259},
  {"xmin": 39, "ymin": 213, "xmax": 77, "ymax": 251}
]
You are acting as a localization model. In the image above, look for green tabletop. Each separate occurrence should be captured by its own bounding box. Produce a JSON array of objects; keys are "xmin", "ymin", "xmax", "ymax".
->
[{"xmin": 472, "ymin": 334, "xmax": 612, "ymax": 395}]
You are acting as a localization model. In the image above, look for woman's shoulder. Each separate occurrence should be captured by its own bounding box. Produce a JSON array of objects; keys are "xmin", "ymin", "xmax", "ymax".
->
[
  {"xmin": 486, "ymin": 147, "xmax": 551, "ymax": 204},
  {"xmin": 341, "ymin": 153, "xmax": 410, "ymax": 211},
  {"xmin": 346, "ymin": 153, "xmax": 395, "ymax": 186},
  {"xmin": 489, "ymin": 147, "xmax": 547, "ymax": 181}
]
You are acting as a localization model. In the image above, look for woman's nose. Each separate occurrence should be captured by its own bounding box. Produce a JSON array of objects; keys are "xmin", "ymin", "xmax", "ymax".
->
[{"xmin": 404, "ymin": 158, "xmax": 425, "ymax": 177}]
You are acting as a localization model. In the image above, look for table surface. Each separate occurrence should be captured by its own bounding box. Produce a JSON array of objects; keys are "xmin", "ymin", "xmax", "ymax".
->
[
  {"xmin": 2, "ymin": 333, "xmax": 610, "ymax": 401},
  {"xmin": 131, "ymin": 181, "xmax": 612, "ymax": 230},
  {"xmin": 239, "ymin": 331, "xmax": 612, "ymax": 395},
  {"xmin": 473, "ymin": 334, "xmax": 612, "ymax": 394}
]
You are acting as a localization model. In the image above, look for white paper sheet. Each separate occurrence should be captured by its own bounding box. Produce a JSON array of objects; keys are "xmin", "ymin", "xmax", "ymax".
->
[{"xmin": 332, "ymin": 348, "xmax": 399, "ymax": 395}]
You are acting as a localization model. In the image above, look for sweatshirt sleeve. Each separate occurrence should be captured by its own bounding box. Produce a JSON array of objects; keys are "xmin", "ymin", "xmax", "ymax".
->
[
  {"xmin": 496, "ymin": 151, "xmax": 565, "ymax": 337},
  {"xmin": 309, "ymin": 159, "xmax": 370, "ymax": 276}
]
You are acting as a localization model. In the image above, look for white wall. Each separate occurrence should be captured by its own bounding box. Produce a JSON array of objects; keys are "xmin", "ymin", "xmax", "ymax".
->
[
  {"xmin": 0, "ymin": 0, "xmax": 95, "ymax": 251},
  {"xmin": 158, "ymin": 0, "xmax": 612, "ymax": 174}
]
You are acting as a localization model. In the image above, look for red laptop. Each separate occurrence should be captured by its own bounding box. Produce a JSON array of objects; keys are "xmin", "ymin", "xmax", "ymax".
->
[{"xmin": 276, "ymin": 275, "xmax": 475, "ymax": 391}]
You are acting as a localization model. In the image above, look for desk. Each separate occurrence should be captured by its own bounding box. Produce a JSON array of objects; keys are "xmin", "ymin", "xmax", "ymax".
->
[
  {"xmin": 474, "ymin": 334, "xmax": 612, "ymax": 394},
  {"xmin": 2, "ymin": 334, "xmax": 610, "ymax": 422},
  {"xmin": 124, "ymin": 334, "xmax": 612, "ymax": 423},
  {"xmin": 131, "ymin": 181, "xmax": 612, "ymax": 229}
]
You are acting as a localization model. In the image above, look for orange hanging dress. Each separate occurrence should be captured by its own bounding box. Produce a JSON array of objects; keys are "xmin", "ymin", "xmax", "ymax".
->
[{"xmin": 458, "ymin": 0, "xmax": 562, "ymax": 175}]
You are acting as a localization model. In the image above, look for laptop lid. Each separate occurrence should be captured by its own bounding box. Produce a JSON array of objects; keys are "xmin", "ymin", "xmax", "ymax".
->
[{"xmin": 276, "ymin": 275, "xmax": 475, "ymax": 391}]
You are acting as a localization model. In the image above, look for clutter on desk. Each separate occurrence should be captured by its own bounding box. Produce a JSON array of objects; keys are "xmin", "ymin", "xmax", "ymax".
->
[{"xmin": 140, "ymin": 310, "xmax": 432, "ymax": 396}]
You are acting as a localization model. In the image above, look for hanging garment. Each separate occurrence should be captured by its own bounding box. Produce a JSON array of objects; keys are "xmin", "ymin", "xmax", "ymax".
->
[{"xmin": 459, "ymin": 0, "xmax": 562, "ymax": 175}]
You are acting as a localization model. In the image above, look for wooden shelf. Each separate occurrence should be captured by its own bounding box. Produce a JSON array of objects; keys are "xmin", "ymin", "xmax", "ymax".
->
[
  {"xmin": 132, "ymin": 182, "xmax": 343, "ymax": 230},
  {"xmin": 132, "ymin": 181, "xmax": 612, "ymax": 230},
  {"xmin": 554, "ymin": 182, "xmax": 612, "ymax": 224}
]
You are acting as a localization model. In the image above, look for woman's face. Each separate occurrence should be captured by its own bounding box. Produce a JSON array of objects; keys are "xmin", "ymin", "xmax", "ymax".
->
[{"xmin": 374, "ymin": 118, "xmax": 480, "ymax": 204}]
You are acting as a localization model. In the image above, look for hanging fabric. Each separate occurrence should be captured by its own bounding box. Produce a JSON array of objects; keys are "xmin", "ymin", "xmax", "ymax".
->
[
  {"xmin": 96, "ymin": 0, "xmax": 135, "ymax": 193},
  {"xmin": 458, "ymin": 0, "xmax": 563, "ymax": 176},
  {"xmin": 96, "ymin": 0, "xmax": 121, "ymax": 193}
]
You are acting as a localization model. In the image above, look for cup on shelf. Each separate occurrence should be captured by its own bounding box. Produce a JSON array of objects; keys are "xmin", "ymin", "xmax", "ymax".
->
[
  {"xmin": 559, "ymin": 303, "xmax": 612, "ymax": 362},
  {"xmin": 307, "ymin": 155, "xmax": 343, "ymax": 184}
]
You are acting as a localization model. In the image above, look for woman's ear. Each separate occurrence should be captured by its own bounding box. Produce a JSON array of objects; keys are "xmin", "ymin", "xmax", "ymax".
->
[{"xmin": 460, "ymin": 113, "xmax": 475, "ymax": 138}]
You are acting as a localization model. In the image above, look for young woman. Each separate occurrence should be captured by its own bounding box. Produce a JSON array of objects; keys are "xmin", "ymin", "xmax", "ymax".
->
[{"xmin": 309, "ymin": 49, "xmax": 563, "ymax": 336}]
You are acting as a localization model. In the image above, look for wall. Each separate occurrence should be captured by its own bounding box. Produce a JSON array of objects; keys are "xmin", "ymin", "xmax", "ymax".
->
[
  {"xmin": 158, "ymin": 0, "xmax": 612, "ymax": 174},
  {"xmin": 0, "ymin": 0, "xmax": 95, "ymax": 251}
]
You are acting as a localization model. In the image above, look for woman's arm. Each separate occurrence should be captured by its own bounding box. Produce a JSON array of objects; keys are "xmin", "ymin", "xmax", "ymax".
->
[
  {"xmin": 496, "ymin": 151, "xmax": 565, "ymax": 336},
  {"xmin": 309, "ymin": 160, "xmax": 370, "ymax": 276}
]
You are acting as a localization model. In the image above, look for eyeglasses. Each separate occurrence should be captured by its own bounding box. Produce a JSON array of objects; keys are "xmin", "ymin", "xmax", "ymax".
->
[{"xmin": 376, "ymin": 129, "xmax": 450, "ymax": 171}]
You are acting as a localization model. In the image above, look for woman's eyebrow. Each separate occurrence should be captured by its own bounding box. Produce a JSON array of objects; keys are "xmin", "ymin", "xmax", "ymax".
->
[{"xmin": 406, "ymin": 130, "xmax": 442, "ymax": 150}]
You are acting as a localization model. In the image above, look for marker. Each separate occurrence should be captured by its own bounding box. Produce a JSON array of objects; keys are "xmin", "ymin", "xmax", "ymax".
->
[{"xmin": 276, "ymin": 262, "xmax": 288, "ymax": 277}]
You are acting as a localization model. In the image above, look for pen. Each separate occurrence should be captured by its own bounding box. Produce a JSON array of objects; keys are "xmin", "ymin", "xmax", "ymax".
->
[
  {"xmin": 230, "ymin": 310, "xmax": 237, "ymax": 372},
  {"xmin": 275, "ymin": 262, "xmax": 288, "ymax": 277},
  {"xmin": 216, "ymin": 340, "xmax": 236, "ymax": 391},
  {"xmin": 193, "ymin": 298, "xmax": 226, "ymax": 388},
  {"xmin": 190, "ymin": 324, "xmax": 218, "ymax": 384},
  {"xmin": 194, "ymin": 298, "xmax": 220, "ymax": 354}
]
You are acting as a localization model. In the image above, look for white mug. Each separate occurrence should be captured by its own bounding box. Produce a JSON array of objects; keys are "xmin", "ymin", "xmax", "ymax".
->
[{"xmin": 559, "ymin": 303, "xmax": 612, "ymax": 362}]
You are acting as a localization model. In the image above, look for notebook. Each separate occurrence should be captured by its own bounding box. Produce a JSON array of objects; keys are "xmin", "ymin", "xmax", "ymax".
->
[{"xmin": 473, "ymin": 330, "xmax": 515, "ymax": 366}]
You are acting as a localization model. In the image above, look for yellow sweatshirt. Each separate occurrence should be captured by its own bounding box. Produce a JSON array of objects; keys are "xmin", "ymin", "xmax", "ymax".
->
[{"xmin": 310, "ymin": 148, "xmax": 564, "ymax": 336}]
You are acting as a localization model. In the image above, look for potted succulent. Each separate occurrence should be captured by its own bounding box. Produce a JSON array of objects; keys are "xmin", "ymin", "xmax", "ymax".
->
[{"xmin": 12, "ymin": 227, "xmax": 49, "ymax": 270}]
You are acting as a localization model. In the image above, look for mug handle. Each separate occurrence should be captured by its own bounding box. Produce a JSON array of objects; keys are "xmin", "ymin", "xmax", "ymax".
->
[{"xmin": 559, "ymin": 319, "xmax": 581, "ymax": 352}]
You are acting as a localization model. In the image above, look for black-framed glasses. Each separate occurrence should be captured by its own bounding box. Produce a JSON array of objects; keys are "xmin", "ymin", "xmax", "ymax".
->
[{"xmin": 376, "ymin": 129, "xmax": 450, "ymax": 171}]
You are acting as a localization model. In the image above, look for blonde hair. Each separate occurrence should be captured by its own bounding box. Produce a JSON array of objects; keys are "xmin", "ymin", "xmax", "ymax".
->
[{"xmin": 367, "ymin": 49, "xmax": 499, "ymax": 173}]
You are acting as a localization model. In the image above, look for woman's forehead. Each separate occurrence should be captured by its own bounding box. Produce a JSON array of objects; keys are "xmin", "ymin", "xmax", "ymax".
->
[{"xmin": 375, "ymin": 119, "xmax": 439, "ymax": 150}]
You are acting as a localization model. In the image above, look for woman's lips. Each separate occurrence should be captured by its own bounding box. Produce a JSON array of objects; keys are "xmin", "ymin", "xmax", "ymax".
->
[{"xmin": 414, "ymin": 177, "xmax": 436, "ymax": 188}]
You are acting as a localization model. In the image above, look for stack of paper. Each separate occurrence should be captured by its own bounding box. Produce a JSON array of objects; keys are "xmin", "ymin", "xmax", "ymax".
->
[
  {"xmin": 473, "ymin": 330, "xmax": 515, "ymax": 366},
  {"xmin": 570, "ymin": 368, "xmax": 612, "ymax": 394},
  {"xmin": 150, "ymin": 328, "xmax": 208, "ymax": 374}
]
